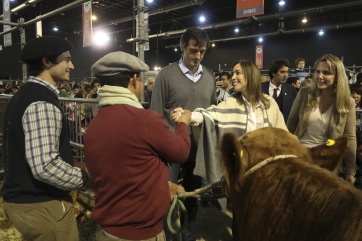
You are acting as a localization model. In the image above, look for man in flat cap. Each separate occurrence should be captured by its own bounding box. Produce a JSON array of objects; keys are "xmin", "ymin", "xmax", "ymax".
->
[
  {"xmin": 85, "ymin": 51, "xmax": 191, "ymax": 240},
  {"xmin": 150, "ymin": 27, "xmax": 216, "ymax": 240},
  {"xmin": 0, "ymin": 36, "xmax": 92, "ymax": 241}
]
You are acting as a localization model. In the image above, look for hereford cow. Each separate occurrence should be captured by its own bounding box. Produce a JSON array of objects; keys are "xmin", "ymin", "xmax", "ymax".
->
[{"xmin": 221, "ymin": 127, "xmax": 362, "ymax": 241}]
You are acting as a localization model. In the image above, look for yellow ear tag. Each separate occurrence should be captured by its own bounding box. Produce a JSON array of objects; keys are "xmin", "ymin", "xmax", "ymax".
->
[
  {"xmin": 326, "ymin": 139, "xmax": 335, "ymax": 146},
  {"xmin": 240, "ymin": 150, "xmax": 243, "ymax": 158}
]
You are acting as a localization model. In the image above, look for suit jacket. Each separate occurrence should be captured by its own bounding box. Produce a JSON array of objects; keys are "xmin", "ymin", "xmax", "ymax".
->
[
  {"xmin": 287, "ymin": 87, "xmax": 356, "ymax": 175},
  {"xmin": 262, "ymin": 81, "xmax": 297, "ymax": 122}
]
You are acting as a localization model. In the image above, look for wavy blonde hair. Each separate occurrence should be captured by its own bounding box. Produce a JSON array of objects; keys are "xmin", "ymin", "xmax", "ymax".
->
[{"xmin": 308, "ymin": 54, "xmax": 351, "ymax": 114}]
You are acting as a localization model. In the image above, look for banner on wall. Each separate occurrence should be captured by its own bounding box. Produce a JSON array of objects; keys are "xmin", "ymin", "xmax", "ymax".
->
[
  {"xmin": 255, "ymin": 45, "xmax": 263, "ymax": 69},
  {"xmin": 82, "ymin": 1, "xmax": 93, "ymax": 47},
  {"xmin": 236, "ymin": 0, "xmax": 264, "ymax": 19},
  {"xmin": 3, "ymin": 0, "xmax": 12, "ymax": 47}
]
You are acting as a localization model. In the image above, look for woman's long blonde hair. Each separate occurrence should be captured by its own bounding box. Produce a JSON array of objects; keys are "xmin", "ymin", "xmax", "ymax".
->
[
  {"xmin": 233, "ymin": 59, "xmax": 270, "ymax": 109},
  {"xmin": 308, "ymin": 54, "xmax": 351, "ymax": 114}
]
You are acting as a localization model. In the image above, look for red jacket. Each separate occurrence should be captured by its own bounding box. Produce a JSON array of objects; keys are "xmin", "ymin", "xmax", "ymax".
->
[{"xmin": 85, "ymin": 104, "xmax": 190, "ymax": 240}]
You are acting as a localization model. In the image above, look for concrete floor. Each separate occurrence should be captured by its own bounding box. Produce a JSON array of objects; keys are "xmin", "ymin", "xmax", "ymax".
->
[{"xmin": 194, "ymin": 202, "xmax": 233, "ymax": 241}]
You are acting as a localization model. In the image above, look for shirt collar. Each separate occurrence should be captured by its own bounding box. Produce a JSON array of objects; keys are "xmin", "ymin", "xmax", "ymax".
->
[
  {"xmin": 242, "ymin": 94, "xmax": 261, "ymax": 110},
  {"xmin": 178, "ymin": 58, "xmax": 203, "ymax": 75},
  {"xmin": 269, "ymin": 81, "xmax": 281, "ymax": 90},
  {"xmin": 28, "ymin": 76, "xmax": 60, "ymax": 95}
]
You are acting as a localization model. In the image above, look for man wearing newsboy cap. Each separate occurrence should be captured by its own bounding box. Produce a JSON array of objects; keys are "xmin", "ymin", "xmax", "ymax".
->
[
  {"xmin": 85, "ymin": 51, "xmax": 191, "ymax": 240},
  {"xmin": 1, "ymin": 36, "xmax": 92, "ymax": 241}
]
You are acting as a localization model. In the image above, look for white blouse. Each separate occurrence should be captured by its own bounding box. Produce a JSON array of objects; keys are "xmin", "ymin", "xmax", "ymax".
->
[{"xmin": 299, "ymin": 105, "xmax": 333, "ymax": 148}]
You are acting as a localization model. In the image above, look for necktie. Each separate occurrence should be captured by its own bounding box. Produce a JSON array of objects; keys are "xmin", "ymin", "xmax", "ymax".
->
[{"xmin": 273, "ymin": 88, "xmax": 278, "ymax": 99}]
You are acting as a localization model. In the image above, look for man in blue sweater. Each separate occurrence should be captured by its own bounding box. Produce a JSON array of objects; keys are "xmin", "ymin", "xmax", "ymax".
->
[
  {"xmin": 150, "ymin": 27, "xmax": 217, "ymax": 241},
  {"xmin": 0, "ymin": 36, "xmax": 92, "ymax": 241}
]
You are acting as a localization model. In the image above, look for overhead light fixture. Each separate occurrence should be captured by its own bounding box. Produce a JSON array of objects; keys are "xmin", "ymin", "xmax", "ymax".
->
[
  {"xmin": 279, "ymin": 1, "xmax": 286, "ymax": 6},
  {"xmin": 302, "ymin": 17, "xmax": 308, "ymax": 23},
  {"xmin": 92, "ymin": 15, "xmax": 97, "ymax": 21},
  {"xmin": 318, "ymin": 30, "xmax": 324, "ymax": 36},
  {"xmin": 154, "ymin": 66, "xmax": 161, "ymax": 71},
  {"xmin": 258, "ymin": 37, "xmax": 263, "ymax": 43},
  {"xmin": 146, "ymin": 0, "xmax": 154, "ymax": 2},
  {"xmin": 174, "ymin": 47, "xmax": 178, "ymax": 52},
  {"xmin": 199, "ymin": 15, "xmax": 206, "ymax": 23},
  {"xmin": 53, "ymin": 26, "xmax": 59, "ymax": 31},
  {"xmin": 211, "ymin": 43, "xmax": 216, "ymax": 47},
  {"xmin": 94, "ymin": 31, "xmax": 110, "ymax": 46},
  {"xmin": 234, "ymin": 27, "xmax": 239, "ymax": 33}
]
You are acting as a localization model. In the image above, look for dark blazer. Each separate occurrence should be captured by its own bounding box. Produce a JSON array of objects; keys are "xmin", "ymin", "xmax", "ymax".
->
[{"xmin": 262, "ymin": 81, "xmax": 298, "ymax": 122}]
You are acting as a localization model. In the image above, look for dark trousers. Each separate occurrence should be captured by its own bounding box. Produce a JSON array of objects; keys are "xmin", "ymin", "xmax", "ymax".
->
[
  {"xmin": 232, "ymin": 211, "xmax": 241, "ymax": 241},
  {"xmin": 181, "ymin": 161, "xmax": 201, "ymax": 241},
  {"xmin": 165, "ymin": 136, "xmax": 201, "ymax": 241}
]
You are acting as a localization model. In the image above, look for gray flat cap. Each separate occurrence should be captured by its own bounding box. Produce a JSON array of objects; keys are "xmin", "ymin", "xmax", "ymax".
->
[{"xmin": 91, "ymin": 51, "xmax": 149, "ymax": 76}]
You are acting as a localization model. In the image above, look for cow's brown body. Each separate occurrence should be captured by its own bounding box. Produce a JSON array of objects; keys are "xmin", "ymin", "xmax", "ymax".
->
[{"xmin": 221, "ymin": 127, "xmax": 362, "ymax": 241}]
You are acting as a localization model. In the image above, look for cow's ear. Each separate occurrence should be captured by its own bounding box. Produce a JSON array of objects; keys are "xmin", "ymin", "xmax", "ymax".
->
[
  {"xmin": 221, "ymin": 132, "xmax": 242, "ymax": 193},
  {"xmin": 309, "ymin": 136, "xmax": 348, "ymax": 171}
]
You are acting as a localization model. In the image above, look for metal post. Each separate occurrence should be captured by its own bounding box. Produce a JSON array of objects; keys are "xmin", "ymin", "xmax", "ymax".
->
[
  {"xmin": 136, "ymin": 0, "xmax": 148, "ymax": 98},
  {"xmin": 136, "ymin": 0, "xmax": 146, "ymax": 62},
  {"xmin": 19, "ymin": 18, "xmax": 27, "ymax": 82}
]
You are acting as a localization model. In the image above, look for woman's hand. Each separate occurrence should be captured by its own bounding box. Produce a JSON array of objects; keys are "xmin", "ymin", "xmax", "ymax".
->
[{"xmin": 170, "ymin": 107, "xmax": 184, "ymax": 123}]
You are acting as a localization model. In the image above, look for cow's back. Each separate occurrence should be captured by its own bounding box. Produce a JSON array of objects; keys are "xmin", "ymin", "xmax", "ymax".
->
[{"xmin": 230, "ymin": 157, "xmax": 362, "ymax": 241}]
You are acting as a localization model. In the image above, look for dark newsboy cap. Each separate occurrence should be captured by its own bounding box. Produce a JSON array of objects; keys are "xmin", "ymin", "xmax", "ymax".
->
[
  {"xmin": 21, "ymin": 36, "xmax": 73, "ymax": 64},
  {"xmin": 91, "ymin": 51, "xmax": 149, "ymax": 76}
]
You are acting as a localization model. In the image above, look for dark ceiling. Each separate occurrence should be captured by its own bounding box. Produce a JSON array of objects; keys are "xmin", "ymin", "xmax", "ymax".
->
[{"xmin": 2, "ymin": 0, "xmax": 362, "ymax": 49}]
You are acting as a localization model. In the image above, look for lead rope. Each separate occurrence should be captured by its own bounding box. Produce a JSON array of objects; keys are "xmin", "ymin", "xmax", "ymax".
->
[
  {"xmin": 167, "ymin": 194, "xmax": 188, "ymax": 241},
  {"xmin": 166, "ymin": 180, "xmax": 224, "ymax": 239}
]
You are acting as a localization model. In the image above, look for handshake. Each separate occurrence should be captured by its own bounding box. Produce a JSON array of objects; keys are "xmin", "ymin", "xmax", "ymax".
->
[{"xmin": 170, "ymin": 107, "xmax": 192, "ymax": 125}]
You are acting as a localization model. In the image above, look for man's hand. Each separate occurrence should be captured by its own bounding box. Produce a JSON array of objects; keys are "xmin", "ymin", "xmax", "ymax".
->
[
  {"xmin": 345, "ymin": 174, "xmax": 356, "ymax": 184},
  {"xmin": 169, "ymin": 181, "xmax": 185, "ymax": 201},
  {"xmin": 178, "ymin": 110, "xmax": 192, "ymax": 125}
]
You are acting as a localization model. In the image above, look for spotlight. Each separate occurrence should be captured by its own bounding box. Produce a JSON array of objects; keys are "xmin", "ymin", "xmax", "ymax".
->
[
  {"xmin": 258, "ymin": 37, "xmax": 263, "ymax": 43},
  {"xmin": 174, "ymin": 48, "xmax": 178, "ymax": 52},
  {"xmin": 53, "ymin": 27, "xmax": 59, "ymax": 31},
  {"xmin": 146, "ymin": 0, "xmax": 153, "ymax": 2},
  {"xmin": 94, "ymin": 31, "xmax": 110, "ymax": 46},
  {"xmin": 302, "ymin": 17, "xmax": 308, "ymax": 23},
  {"xmin": 234, "ymin": 27, "xmax": 239, "ymax": 33},
  {"xmin": 318, "ymin": 30, "xmax": 324, "ymax": 36},
  {"xmin": 199, "ymin": 15, "xmax": 206, "ymax": 23},
  {"xmin": 279, "ymin": 1, "xmax": 285, "ymax": 6},
  {"xmin": 211, "ymin": 43, "xmax": 216, "ymax": 47}
]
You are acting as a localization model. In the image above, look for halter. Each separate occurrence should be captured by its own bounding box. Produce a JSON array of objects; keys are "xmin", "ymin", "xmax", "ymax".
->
[{"xmin": 244, "ymin": 154, "xmax": 298, "ymax": 177}]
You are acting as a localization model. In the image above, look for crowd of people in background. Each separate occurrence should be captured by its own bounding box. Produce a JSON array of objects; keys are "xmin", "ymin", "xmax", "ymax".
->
[{"xmin": 3, "ymin": 28, "xmax": 362, "ymax": 241}]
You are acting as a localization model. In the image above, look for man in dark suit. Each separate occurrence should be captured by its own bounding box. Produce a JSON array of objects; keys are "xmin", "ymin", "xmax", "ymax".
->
[{"xmin": 262, "ymin": 59, "xmax": 298, "ymax": 122}]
